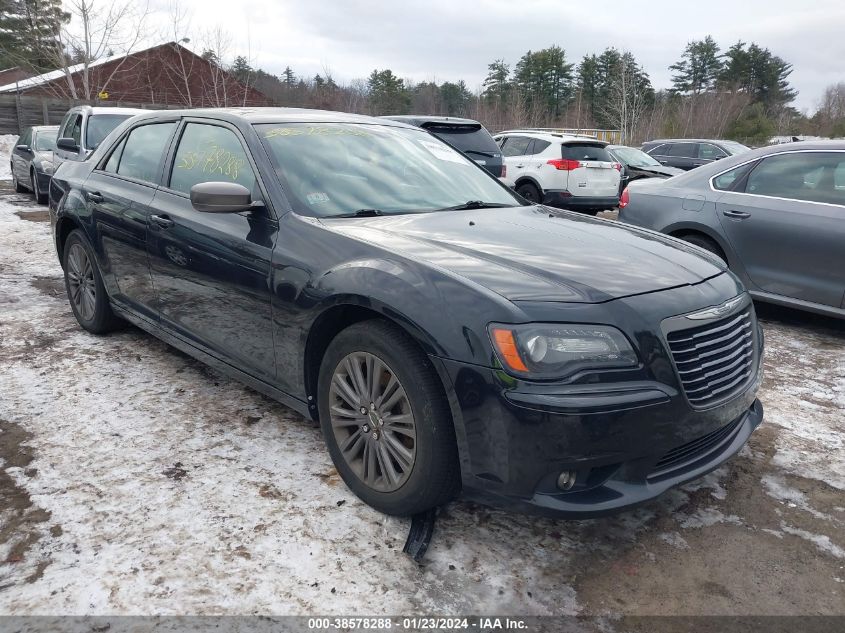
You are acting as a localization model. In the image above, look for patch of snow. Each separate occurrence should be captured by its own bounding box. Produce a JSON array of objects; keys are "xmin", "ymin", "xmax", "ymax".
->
[
  {"xmin": 678, "ymin": 508, "xmax": 742, "ymax": 529},
  {"xmin": 781, "ymin": 524, "xmax": 845, "ymax": 559},
  {"xmin": 761, "ymin": 475, "xmax": 834, "ymax": 522},
  {"xmin": 0, "ymin": 133, "xmax": 17, "ymax": 179},
  {"xmin": 658, "ymin": 532, "xmax": 689, "ymax": 549}
]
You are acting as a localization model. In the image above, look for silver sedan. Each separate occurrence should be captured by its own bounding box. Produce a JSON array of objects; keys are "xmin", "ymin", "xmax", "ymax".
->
[{"xmin": 618, "ymin": 141, "xmax": 845, "ymax": 319}]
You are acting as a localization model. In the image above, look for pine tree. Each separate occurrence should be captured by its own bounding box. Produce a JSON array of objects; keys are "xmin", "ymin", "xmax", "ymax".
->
[
  {"xmin": 281, "ymin": 66, "xmax": 296, "ymax": 85},
  {"xmin": 367, "ymin": 69, "xmax": 410, "ymax": 115},
  {"xmin": 0, "ymin": 0, "xmax": 69, "ymax": 71},
  {"xmin": 482, "ymin": 59, "xmax": 510, "ymax": 102},
  {"xmin": 669, "ymin": 35, "xmax": 723, "ymax": 94}
]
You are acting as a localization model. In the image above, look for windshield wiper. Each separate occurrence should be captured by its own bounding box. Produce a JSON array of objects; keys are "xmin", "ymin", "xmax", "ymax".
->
[
  {"xmin": 332, "ymin": 209, "xmax": 385, "ymax": 218},
  {"xmin": 438, "ymin": 201, "xmax": 513, "ymax": 211},
  {"xmin": 463, "ymin": 149, "xmax": 498, "ymax": 158}
]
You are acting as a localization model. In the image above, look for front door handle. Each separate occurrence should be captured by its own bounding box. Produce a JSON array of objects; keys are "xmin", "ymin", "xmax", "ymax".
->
[
  {"xmin": 87, "ymin": 191, "xmax": 104, "ymax": 203},
  {"xmin": 515, "ymin": 164, "xmax": 525, "ymax": 168},
  {"xmin": 722, "ymin": 209, "xmax": 751, "ymax": 220},
  {"xmin": 150, "ymin": 214, "xmax": 175, "ymax": 229}
]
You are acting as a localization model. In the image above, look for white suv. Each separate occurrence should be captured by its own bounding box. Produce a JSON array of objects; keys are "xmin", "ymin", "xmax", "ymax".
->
[{"xmin": 493, "ymin": 130, "xmax": 621, "ymax": 213}]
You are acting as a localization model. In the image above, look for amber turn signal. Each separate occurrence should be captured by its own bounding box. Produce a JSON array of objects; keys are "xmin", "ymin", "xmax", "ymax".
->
[{"xmin": 490, "ymin": 327, "xmax": 529, "ymax": 373}]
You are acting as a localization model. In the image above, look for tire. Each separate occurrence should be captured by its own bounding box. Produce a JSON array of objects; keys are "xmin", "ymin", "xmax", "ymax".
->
[
  {"xmin": 31, "ymin": 170, "xmax": 47, "ymax": 205},
  {"xmin": 516, "ymin": 181, "xmax": 541, "ymax": 204},
  {"xmin": 62, "ymin": 229, "xmax": 124, "ymax": 334},
  {"xmin": 681, "ymin": 233, "xmax": 727, "ymax": 264},
  {"xmin": 317, "ymin": 319, "xmax": 460, "ymax": 516},
  {"xmin": 12, "ymin": 169, "xmax": 26, "ymax": 193}
]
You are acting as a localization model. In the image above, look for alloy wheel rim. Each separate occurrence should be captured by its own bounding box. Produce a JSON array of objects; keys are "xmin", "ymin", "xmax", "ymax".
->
[
  {"xmin": 329, "ymin": 351, "xmax": 417, "ymax": 492},
  {"xmin": 66, "ymin": 243, "xmax": 96, "ymax": 321}
]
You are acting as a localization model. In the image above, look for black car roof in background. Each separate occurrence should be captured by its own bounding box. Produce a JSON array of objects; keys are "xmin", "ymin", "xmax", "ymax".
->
[
  {"xmin": 643, "ymin": 139, "xmax": 742, "ymax": 145},
  {"xmin": 381, "ymin": 115, "xmax": 484, "ymax": 129}
]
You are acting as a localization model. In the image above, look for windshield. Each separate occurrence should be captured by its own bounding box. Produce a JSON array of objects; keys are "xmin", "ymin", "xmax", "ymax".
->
[
  {"xmin": 34, "ymin": 130, "xmax": 58, "ymax": 151},
  {"xmin": 612, "ymin": 146, "xmax": 661, "ymax": 168},
  {"xmin": 256, "ymin": 123, "xmax": 520, "ymax": 217},
  {"xmin": 722, "ymin": 140, "xmax": 751, "ymax": 155},
  {"xmin": 85, "ymin": 114, "xmax": 132, "ymax": 149}
]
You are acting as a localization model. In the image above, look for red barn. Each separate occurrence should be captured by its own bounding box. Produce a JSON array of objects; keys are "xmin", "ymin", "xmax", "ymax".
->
[{"xmin": 0, "ymin": 42, "xmax": 271, "ymax": 107}]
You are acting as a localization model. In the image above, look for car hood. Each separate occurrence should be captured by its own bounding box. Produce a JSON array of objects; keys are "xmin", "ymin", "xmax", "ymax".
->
[
  {"xmin": 320, "ymin": 206, "xmax": 725, "ymax": 303},
  {"xmin": 630, "ymin": 164, "xmax": 684, "ymax": 177}
]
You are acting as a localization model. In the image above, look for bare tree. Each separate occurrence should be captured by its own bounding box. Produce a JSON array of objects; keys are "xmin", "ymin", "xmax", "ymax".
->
[
  {"xmin": 600, "ymin": 52, "xmax": 651, "ymax": 144},
  {"xmin": 158, "ymin": 1, "xmax": 196, "ymax": 106},
  {"xmin": 41, "ymin": 0, "xmax": 152, "ymax": 100}
]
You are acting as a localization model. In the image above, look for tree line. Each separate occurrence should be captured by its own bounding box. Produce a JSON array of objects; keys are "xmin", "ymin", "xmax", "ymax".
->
[{"xmin": 1, "ymin": 0, "xmax": 843, "ymax": 145}]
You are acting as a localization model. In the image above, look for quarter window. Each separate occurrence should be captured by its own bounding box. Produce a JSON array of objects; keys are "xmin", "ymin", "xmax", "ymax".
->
[
  {"xmin": 744, "ymin": 152, "xmax": 845, "ymax": 206},
  {"xmin": 102, "ymin": 137, "xmax": 127, "ymax": 174},
  {"xmin": 170, "ymin": 123, "xmax": 257, "ymax": 195},
  {"xmin": 115, "ymin": 123, "xmax": 176, "ymax": 184}
]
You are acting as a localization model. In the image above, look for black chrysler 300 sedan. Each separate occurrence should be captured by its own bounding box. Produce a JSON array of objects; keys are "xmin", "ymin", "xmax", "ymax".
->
[{"xmin": 48, "ymin": 108, "xmax": 764, "ymax": 518}]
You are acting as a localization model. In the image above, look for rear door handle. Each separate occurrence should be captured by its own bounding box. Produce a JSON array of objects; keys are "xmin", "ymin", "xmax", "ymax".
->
[
  {"xmin": 150, "ymin": 214, "xmax": 175, "ymax": 229},
  {"xmin": 722, "ymin": 210, "xmax": 751, "ymax": 219},
  {"xmin": 87, "ymin": 191, "xmax": 104, "ymax": 203}
]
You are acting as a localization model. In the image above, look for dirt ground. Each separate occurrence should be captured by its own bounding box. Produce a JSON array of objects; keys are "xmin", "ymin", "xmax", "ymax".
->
[{"xmin": 0, "ymin": 181, "xmax": 843, "ymax": 623}]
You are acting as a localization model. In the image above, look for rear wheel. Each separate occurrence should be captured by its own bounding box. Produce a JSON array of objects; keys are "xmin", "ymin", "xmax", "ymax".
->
[
  {"xmin": 12, "ymin": 170, "xmax": 26, "ymax": 193},
  {"xmin": 317, "ymin": 320, "xmax": 460, "ymax": 516},
  {"xmin": 516, "ymin": 182, "xmax": 541, "ymax": 204},
  {"xmin": 63, "ymin": 230, "xmax": 124, "ymax": 334},
  {"xmin": 680, "ymin": 233, "xmax": 727, "ymax": 264}
]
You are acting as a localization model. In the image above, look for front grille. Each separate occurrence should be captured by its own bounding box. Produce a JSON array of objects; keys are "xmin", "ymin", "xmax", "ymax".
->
[
  {"xmin": 648, "ymin": 417, "xmax": 742, "ymax": 481},
  {"xmin": 666, "ymin": 308, "xmax": 755, "ymax": 408}
]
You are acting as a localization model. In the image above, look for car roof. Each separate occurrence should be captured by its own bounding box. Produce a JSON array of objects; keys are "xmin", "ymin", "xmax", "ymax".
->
[
  {"xmin": 607, "ymin": 144, "xmax": 641, "ymax": 150},
  {"xmin": 643, "ymin": 139, "xmax": 740, "ymax": 145},
  {"xmin": 495, "ymin": 129, "xmax": 607, "ymax": 145},
  {"xmin": 126, "ymin": 107, "xmax": 417, "ymax": 128},
  {"xmin": 30, "ymin": 125, "xmax": 59, "ymax": 131},
  {"xmin": 381, "ymin": 115, "xmax": 483, "ymax": 127},
  {"xmin": 64, "ymin": 105, "xmax": 157, "ymax": 116}
]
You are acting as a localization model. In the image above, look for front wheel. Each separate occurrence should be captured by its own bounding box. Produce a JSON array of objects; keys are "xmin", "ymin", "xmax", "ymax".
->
[
  {"xmin": 62, "ymin": 230, "xmax": 124, "ymax": 334},
  {"xmin": 317, "ymin": 320, "xmax": 460, "ymax": 516}
]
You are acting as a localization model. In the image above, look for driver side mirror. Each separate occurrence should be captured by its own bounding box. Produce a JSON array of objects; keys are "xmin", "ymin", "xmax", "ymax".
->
[
  {"xmin": 190, "ymin": 181, "xmax": 260, "ymax": 213},
  {"xmin": 56, "ymin": 137, "xmax": 79, "ymax": 152},
  {"xmin": 16, "ymin": 144, "xmax": 31, "ymax": 152}
]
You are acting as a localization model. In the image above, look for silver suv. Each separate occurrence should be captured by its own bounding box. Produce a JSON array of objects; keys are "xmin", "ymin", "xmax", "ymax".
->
[{"xmin": 54, "ymin": 105, "xmax": 149, "ymax": 168}]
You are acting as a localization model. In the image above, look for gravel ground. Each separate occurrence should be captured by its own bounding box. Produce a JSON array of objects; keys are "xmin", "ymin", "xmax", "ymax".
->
[{"xmin": 0, "ymin": 182, "xmax": 843, "ymax": 623}]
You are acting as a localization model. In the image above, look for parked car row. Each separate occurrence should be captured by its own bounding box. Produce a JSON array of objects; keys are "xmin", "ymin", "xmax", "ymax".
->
[
  {"xmin": 10, "ymin": 106, "xmax": 149, "ymax": 205},
  {"xmin": 43, "ymin": 107, "xmax": 766, "ymax": 521}
]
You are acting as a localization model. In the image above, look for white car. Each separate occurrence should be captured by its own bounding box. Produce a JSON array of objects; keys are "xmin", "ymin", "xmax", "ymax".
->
[{"xmin": 493, "ymin": 130, "xmax": 621, "ymax": 214}]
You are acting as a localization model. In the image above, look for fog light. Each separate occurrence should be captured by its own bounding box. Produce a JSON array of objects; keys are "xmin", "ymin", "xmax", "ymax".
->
[{"xmin": 557, "ymin": 470, "xmax": 576, "ymax": 491}]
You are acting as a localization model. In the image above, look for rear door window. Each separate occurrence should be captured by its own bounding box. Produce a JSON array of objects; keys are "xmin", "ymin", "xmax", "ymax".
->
[
  {"xmin": 668, "ymin": 143, "xmax": 697, "ymax": 158},
  {"xmin": 115, "ymin": 122, "xmax": 176, "ymax": 184},
  {"xmin": 501, "ymin": 136, "xmax": 532, "ymax": 157},
  {"xmin": 743, "ymin": 152, "xmax": 845, "ymax": 206},
  {"xmin": 645, "ymin": 143, "xmax": 669, "ymax": 156},
  {"xmin": 562, "ymin": 143, "xmax": 613, "ymax": 162}
]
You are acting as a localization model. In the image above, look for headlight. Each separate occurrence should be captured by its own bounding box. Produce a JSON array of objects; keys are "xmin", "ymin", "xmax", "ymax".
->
[
  {"xmin": 42, "ymin": 161, "xmax": 54, "ymax": 174},
  {"xmin": 489, "ymin": 323, "xmax": 638, "ymax": 379}
]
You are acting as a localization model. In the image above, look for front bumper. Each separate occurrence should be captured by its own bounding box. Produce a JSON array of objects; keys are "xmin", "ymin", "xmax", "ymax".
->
[
  {"xmin": 436, "ymin": 352, "xmax": 763, "ymax": 518},
  {"xmin": 542, "ymin": 191, "xmax": 619, "ymax": 211}
]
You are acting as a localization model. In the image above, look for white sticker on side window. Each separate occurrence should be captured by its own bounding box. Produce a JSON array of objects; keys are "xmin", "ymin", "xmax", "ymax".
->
[{"xmin": 418, "ymin": 140, "xmax": 465, "ymax": 163}]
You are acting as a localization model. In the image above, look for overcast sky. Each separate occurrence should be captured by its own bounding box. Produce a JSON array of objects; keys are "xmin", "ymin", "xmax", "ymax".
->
[{"xmin": 155, "ymin": 0, "xmax": 845, "ymax": 112}]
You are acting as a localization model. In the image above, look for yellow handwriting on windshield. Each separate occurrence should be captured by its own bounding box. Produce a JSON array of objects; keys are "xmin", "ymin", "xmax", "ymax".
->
[{"xmin": 263, "ymin": 126, "xmax": 369, "ymax": 138}]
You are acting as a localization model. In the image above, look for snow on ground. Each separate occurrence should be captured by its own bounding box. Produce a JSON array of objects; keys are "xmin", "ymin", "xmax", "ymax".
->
[
  {"xmin": 0, "ymin": 135, "xmax": 17, "ymax": 180},
  {"xmin": 0, "ymin": 186, "xmax": 843, "ymax": 620}
]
